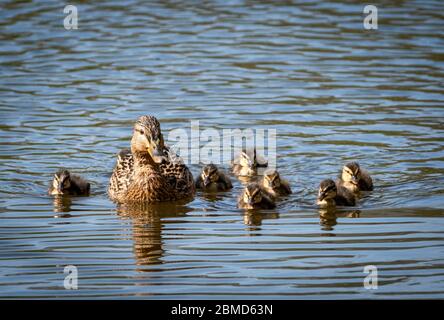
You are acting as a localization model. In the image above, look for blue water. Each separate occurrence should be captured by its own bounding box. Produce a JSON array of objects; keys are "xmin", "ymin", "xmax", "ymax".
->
[{"xmin": 0, "ymin": 0, "xmax": 443, "ymax": 298}]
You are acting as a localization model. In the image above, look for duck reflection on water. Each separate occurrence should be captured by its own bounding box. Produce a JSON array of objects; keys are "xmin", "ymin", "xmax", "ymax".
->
[{"xmin": 117, "ymin": 201, "xmax": 192, "ymax": 268}]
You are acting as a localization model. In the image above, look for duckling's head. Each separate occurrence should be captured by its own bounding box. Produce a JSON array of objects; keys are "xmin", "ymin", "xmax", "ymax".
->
[
  {"xmin": 51, "ymin": 169, "xmax": 72, "ymax": 195},
  {"xmin": 263, "ymin": 169, "xmax": 281, "ymax": 188},
  {"xmin": 131, "ymin": 115, "xmax": 166, "ymax": 163},
  {"xmin": 318, "ymin": 179, "xmax": 337, "ymax": 202},
  {"xmin": 239, "ymin": 149, "xmax": 257, "ymax": 168},
  {"xmin": 200, "ymin": 164, "xmax": 220, "ymax": 186},
  {"xmin": 341, "ymin": 162, "xmax": 361, "ymax": 186},
  {"xmin": 242, "ymin": 183, "xmax": 263, "ymax": 207}
]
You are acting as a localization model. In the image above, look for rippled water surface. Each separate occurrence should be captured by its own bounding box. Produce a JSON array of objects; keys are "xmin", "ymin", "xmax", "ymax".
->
[{"xmin": 1, "ymin": 0, "xmax": 444, "ymax": 299}]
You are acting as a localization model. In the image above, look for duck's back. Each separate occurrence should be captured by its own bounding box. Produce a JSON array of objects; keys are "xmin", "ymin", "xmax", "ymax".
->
[
  {"xmin": 359, "ymin": 170, "xmax": 374, "ymax": 191},
  {"xmin": 160, "ymin": 147, "xmax": 195, "ymax": 197},
  {"xmin": 335, "ymin": 185, "xmax": 356, "ymax": 206},
  {"xmin": 108, "ymin": 149, "xmax": 134, "ymax": 201}
]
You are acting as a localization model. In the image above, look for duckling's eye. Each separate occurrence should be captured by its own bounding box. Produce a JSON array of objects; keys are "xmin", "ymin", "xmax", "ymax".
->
[{"xmin": 139, "ymin": 129, "xmax": 145, "ymax": 135}]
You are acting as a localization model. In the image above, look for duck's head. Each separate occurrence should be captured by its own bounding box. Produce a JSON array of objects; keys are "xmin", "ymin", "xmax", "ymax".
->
[
  {"xmin": 51, "ymin": 169, "xmax": 72, "ymax": 195},
  {"xmin": 341, "ymin": 162, "xmax": 361, "ymax": 186},
  {"xmin": 200, "ymin": 164, "xmax": 220, "ymax": 186},
  {"xmin": 239, "ymin": 149, "xmax": 257, "ymax": 169},
  {"xmin": 243, "ymin": 183, "xmax": 264, "ymax": 207},
  {"xmin": 263, "ymin": 169, "xmax": 281, "ymax": 188},
  {"xmin": 317, "ymin": 179, "xmax": 337, "ymax": 202},
  {"xmin": 131, "ymin": 115, "xmax": 166, "ymax": 163}
]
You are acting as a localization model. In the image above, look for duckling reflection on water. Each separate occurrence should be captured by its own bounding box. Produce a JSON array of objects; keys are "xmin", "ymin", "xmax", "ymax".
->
[
  {"xmin": 319, "ymin": 208, "xmax": 361, "ymax": 231},
  {"xmin": 319, "ymin": 208, "xmax": 338, "ymax": 231},
  {"xmin": 232, "ymin": 149, "xmax": 267, "ymax": 177},
  {"xmin": 317, "ymin": 179, "xmax": 356, "ymax": 207},
  {"xmin": 238, "ymin": 183, "xmax": 276, "ymax": 210},
  {"xmin": 108, "ymin": 115, "xmax": 195, "ymax": 203},
  {"xmin": 48, "ymin": 169, "xmax": 90, "ymax": 196},
  {"xmin": 52, "ymin": 196, "xmax": 73, "ymax": 218},
  {"xmin": 243, "ymin": 211, "xmax": 279, "ymax": 227},
  {"xmin": 338, "ymin": 162, "xmax": 373, "ymax": 194},
  {"xmin": 196, "ymin": 164, "xmax": 232, "ymax": 192},
  {"xmin": 261, "ymin": 169, "xmax": 292, "ymax": 199}
]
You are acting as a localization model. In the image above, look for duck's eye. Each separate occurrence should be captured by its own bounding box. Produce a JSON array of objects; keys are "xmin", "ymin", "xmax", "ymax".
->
[{"xmin": 139, "ymin": 129, "xmax": 145, "ymax": 135}]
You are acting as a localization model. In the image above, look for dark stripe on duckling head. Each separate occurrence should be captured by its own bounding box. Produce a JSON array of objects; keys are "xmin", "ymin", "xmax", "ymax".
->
[
  {"xmin": 345, "ymin": 162, "xmax": 361, "ymax": 175},
  {"xmin": 55, "ymin": 169, "xmax": 70, "ymax": 180}
]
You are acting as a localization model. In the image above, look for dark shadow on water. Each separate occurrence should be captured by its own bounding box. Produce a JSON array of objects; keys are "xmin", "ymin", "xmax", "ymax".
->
[{"xmin": 116, "ymin": 201, "xmax": 193, "ymax": 269}]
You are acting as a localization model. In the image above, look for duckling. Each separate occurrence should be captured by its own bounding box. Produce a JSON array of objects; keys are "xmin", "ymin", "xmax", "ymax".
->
[
  {"xmin": 339, "ymin": 162, "xmax": 373, "ymax": 193},
  {"xmin": 108, "ymin": 115, "xmax": 195, "ymax": 203},
  {"xmin": 195, "ymin": 164, "xmax": 233, "ymax": 192},
  {"xmin": 261, "ymin": 169, "xmax": 292, "ymax": 198},
  {"xmin": 232, "ymin": 149, "xmax": 262, "ymax": 177},
  {"xmin": 238, "ymin": 182, "xmax": 276, "ymax": 209},
  {"xmin": 48, "ymin": 169, "xmax": 90, "ymax": 196},
  {"xmin": 317, "ymin": 179, "xmax": 356, "ymax": 207}
]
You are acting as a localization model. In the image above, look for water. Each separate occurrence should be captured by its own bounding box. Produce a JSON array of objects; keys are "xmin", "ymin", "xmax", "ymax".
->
[{"xmin": 1, "ymin": 0, "xmax": 444, "ymax": 299}]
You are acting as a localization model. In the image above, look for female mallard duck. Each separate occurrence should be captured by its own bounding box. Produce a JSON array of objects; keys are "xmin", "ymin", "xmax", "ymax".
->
[
  {"xmin": 338, "ymin": 162, "xmax": 373, "ymax": 193},
  {"xmin": 232, "ymin": 149, "xmax": 267, "ymax": 177},
  {"xmin": 238, "ymin": 182, "xmax": 276, "ymax": 209},
  {"xmin": 108, "ymin": 115, "xmax": 195, "ymax": 203},
  {"xmin": 195, "ymin": 164, "xmax": 233, "ymax": 192},
  {"xmin": 261, "ymin": 169, "xmax": 292, "ymax": 198},
  {"xmin": 317, "ymin": 179, "xmax": 356, "ymax": 207},
  {"xmin": 48, "ymin": 169, "xmax": 90, "ymax": 196}
]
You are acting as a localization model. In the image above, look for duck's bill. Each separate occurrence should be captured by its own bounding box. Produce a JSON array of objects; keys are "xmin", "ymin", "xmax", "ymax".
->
[
  {"xmin": 203, "ymin": 177, "xmax": 211, "ymax": 186},
  {"xmin": 248, "ymin": 200, "xmax": 256, "ymax": 206},
  {"xmin": 148, "ymin": 146, "xmax": 166, "ymax": 163}
]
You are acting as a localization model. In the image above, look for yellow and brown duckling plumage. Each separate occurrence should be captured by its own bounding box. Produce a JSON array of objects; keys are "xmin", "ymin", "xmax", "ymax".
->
[
  {"xmin": 261, "ymin": 169, "xmax": 292, "ymax": 198},
  {"xmin": 338, "ymin": 161, "xmax": 373, "ymax": 193},
  {"xmin": 48, "ymin": 169, "xmax": 90, "ymax": 196},
  {"xmin": 232, "ymin": 149, "xmax": 267, "ymax": 177},
  {"xmin": 108, "ymin": 115, "xmax": 195, "ymax": 203},
  {"xmin": 317, "ymin": 179, "xmax": 356, "ymax": 207},
  {"xmin": 196, "ymin": 164, "xmax": 233, "ymax": 192},
  {"xmin": 238, "ymin": 182, "xmax": 276, "ymax": 210}
]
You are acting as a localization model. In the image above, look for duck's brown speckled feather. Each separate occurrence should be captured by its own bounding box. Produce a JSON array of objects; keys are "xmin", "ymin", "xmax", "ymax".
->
[{"xmin": 108, "ymin": 146, "xmax": 194, "ymax": 203}]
